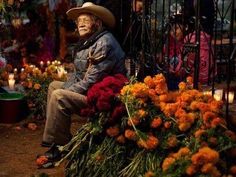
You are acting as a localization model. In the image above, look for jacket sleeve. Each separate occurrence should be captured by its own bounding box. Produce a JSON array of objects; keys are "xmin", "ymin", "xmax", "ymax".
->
[{"xmin": 65, "ymin": 39, "xmax": 115, "ymax": 94}]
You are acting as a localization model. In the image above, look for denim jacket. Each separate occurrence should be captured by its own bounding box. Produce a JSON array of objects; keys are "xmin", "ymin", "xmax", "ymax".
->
[{"xmin": 62, "ymin": 31, "xmax": 127, "ymax": 94}]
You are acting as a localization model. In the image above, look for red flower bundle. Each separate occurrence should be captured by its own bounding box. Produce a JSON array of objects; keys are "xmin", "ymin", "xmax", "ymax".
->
[{"xmin": 80, "ymin": 74, "xmax": 128, "ymax": 124}]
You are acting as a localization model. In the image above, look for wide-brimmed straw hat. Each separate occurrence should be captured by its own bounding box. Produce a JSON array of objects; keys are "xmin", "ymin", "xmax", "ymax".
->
[{"xmin": 66, "ymin": 2, "xmax": 115, "ymax": 28}]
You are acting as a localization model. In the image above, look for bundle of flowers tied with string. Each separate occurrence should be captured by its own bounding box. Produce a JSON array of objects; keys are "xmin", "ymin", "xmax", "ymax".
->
[{"xmin": 56, "ymin": 73, "xmax": 236, "ymax": 177}]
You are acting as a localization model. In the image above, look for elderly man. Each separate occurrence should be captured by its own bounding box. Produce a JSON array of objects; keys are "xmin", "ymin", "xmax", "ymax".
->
[{"xmin": 42, "ymin": 2, "xmax": 127, "ymax": 148}]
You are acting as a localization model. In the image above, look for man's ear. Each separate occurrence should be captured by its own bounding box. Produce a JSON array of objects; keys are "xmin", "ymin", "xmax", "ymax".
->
[{"xmin": 95, "ymin": 19, "xmax": 103, "ymax": 29}]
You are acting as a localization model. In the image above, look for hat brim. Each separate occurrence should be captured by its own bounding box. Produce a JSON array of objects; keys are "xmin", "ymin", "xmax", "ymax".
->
[{"xmin": 66, "ymin": 5, "xmax": 115, "ymax": 28}]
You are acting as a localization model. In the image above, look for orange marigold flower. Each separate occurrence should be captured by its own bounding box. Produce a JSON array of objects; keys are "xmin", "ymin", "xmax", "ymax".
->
[
  {"xmin": 24, "ymin": 66, "xmax": 33, "ymax": 74},
  {"xmin": 203, "ymin": 111, "xmax": 217, "ymax": 128},
  {"xmin": 190, "ymin": 101, "xmax": 199, "ymax": 111},
  {"xmin": 155, "ymin": 84, "xmax": 168, "ymax": 95},
  {"xmin": 124, "ymin": 129, "xmax": 137, "ymax": 141},
  {"xmin": 186, "ymin": 76, "xmax": 193, "ymax": 85},
  {"xmin": 210, "ymin": 117, "xmax": 223, "ymax": 128},
  {"xmin": 150, "ymin": 117, "xmax": 162, "ymax": 128},
  {"xmin": 144, "ymin": 171, "xmax": 155, "ymax": 177},
  {"xmin": 33, "ymin": 68, "xmax": 42, "ymax": 77},
  {"xmin": 161, "ymin": 103, "xmax": 178, "ymax": 117},
  {"xmin": 36, "ymin": 155, "xmax": 48, "ymax": 166},
  {"xmin": 201, "ymin": 163, "xmax": 214, "ymax": 173},
  {"xmin": 210, "ymin": 100, "xmax": 223, "ymax": 113},
  {"xmin": 191, "ymin": 147, "xmax": 219, "ymax": 166},
  {"xmin": 106, "ymin": 126, "xmax": 120, "ymax": 137},
  {"xmin": 33, "ymin": 83, "xmax": 41, "ymax": 90},
  {"xmin": 116, "ymin": 135, "xmax": 126, "ymax": 144},
  {"xmin": 120, "ymin": 85, "xmax": 130, "ymax": 96},
  {"xmin": 178, "ymin": 122, "xmax": 191, "ymax": 132},
  {"xmin": 178, "ymin": 147, "xmax": 190, "ymax": 156},
  {"xmin": 148, "ymin": 89, "xmax": 157, "ymax": 98},
  {"xmin": 186, "ymin": 164, "xmax": 198, "ymax": 176},
  {"xmin": 131, "ymin": 83, "xmax": 149, "ymax": 99},
  {"xmin": 164, "ymin": 121, "xmax": 172, "ymax": 129},
  {"xmin": 19, "ymin": 72, "xmax": 27, "ymax": 81},
  {"xmin": 144, "ymin": 76, "xmax": 155, "ymax": 89},
  {"xmin": 167, "ymin": 135, "xmax": 178, "ymax": 148},
  {"xmin": 194, "ymin": 129, "xmax": 206, "ymax": 138},
  {"xmin": 153, "ymin": 73, "xmax": 166, "ymax": 85},
  {"xmin": 28, "ymin": 81, "xmax": 33, "ymax": 88},
  {"xmin": 178, "ymin": 82, "xmax": 186, "ymax": 91},
  {"xmin": 175, "ymin": 108, "xmax": 186, "ymax": 119},
  {"xmin": 162, "ymin": 157, "xmax": 175, "ymax": 171},
  {"xmin": 137, "ymin": 109, "xmax": 147, "ymax": 118},
  {"xmin": 127, "ymin": 117, "xmax": 140, "ymax": 126},
  {"xmin": 198, "ymin": 102, "xmax": 211, "ymax": 114},
  {"xmin": 179, "ymin": 92, "xmax": 193, "ymax": 103},
  {"xmin": 159, "ymin": 94, "xmax": 168, "ymax": 102},
  {"xmin": 201, "ymin": 163, "xmax": 221, "ymax": 177},
  {"xmin": 137, "ymin": 135, "xmax": 159, "ymax": 150}
]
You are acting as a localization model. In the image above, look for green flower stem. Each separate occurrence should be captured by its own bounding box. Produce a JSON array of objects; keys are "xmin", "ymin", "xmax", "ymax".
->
[
  {"xmin": 125, "ymin": 101, "xmax": 144, "ymax": 140},
  {"xmin": 55, "ymin": 133, "xmax": 89, "ymax": 166}
]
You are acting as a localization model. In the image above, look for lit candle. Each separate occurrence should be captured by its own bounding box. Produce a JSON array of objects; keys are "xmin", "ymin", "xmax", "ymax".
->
[
  {"xmin": 14, "ymin": 68, "xmax": 18, "ymax": 73},
  {"xmin": 8, "ymin": 73, "xmax": 14, "ymax": 80},
  {"xmin": 8, "ymin": 79, "xmax": 15, "ymax": 90},
  {"xmin": 203, "ymin": 90, "xmax": 211, "ymax": 95},
  {"xmin": 225, "ymin": 91, "xmax": 234, "ymax": 104},
  {"xmin": 21, "ymin": 68, "xmax": 24, "ymax": 72},
  {"xmin": 47, "ymin": 61, "xmax": 51, "ymax": 66},
  {"xmin": 57, "ymin": 66, "xmax": 65, "ymax": 78},
  {"xmin": 214, "ymin": 89, "xmax": 223, "ymax": 101},
  {"xmin": 40, "ymin": 61, "xmax": 44, "ymax": 68}
]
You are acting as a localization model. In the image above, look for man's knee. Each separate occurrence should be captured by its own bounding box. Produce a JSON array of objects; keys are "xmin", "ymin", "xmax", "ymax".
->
[{"xmin": 51, "ymin": 89, "xmax": 65, "ymax": 101}]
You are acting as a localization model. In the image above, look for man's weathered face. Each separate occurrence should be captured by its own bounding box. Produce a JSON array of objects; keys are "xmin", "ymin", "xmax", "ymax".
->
[{"xmin": 77, "ymin": 14, "xmax": 97, "ymax": 38}]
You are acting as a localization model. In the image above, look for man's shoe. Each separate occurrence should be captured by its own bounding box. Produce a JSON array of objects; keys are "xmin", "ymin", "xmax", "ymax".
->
[{"xmin": 44, "ymin": 143, "xmax": 61, "ymax": 161}]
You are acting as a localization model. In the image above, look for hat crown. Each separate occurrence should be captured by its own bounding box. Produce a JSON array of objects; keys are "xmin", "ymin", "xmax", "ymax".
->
[{"xmin": 82, "ymin": 2, "xmax": 95, "ymax": 8}]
